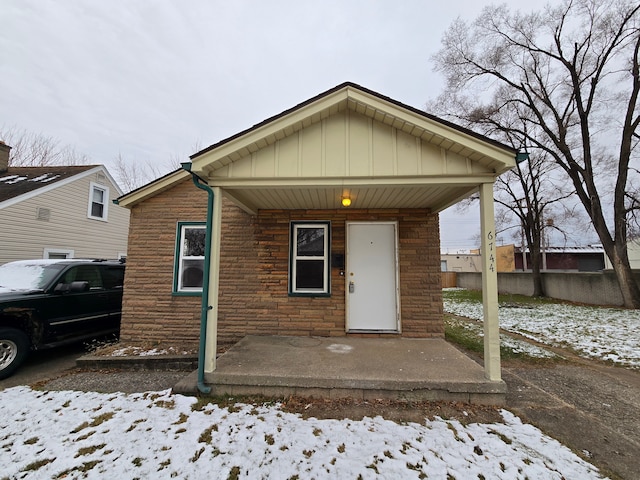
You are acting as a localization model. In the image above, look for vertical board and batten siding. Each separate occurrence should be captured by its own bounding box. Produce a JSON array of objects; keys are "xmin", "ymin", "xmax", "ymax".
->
[
  {"xmin": 215, "ymin": 110, "xmax": 493, "ymax": 180},
  {"xmin": 0, "ymin": 171, "xmax": 130, "ymax": 264}
]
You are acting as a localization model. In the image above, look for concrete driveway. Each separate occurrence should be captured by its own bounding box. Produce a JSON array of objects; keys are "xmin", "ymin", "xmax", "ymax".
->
[
  {"xmin": 0, "ymin": 343, "xmax": 86, "ymax": 390},
  {"xmin": 504, "ymin": 359, "xmax": 640, "ymax": 480}
]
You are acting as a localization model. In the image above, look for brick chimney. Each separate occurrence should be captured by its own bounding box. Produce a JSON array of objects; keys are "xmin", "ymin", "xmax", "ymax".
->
[{"xmin": 0, "ymin": 141, "xmax": 10, "ymax": 173}]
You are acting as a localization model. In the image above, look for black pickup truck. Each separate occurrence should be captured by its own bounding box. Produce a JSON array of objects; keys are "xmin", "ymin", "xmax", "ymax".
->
[{"xmin": 0, "ymin": 259, "xmax": 125, "ymax": 379}]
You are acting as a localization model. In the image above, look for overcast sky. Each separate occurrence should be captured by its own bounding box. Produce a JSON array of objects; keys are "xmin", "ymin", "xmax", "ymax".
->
[{"xmin": 0, "ymin": 0, "xmax": 565, "ymax": 250}]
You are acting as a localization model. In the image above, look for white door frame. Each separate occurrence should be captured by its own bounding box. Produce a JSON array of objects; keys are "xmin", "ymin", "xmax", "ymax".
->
[{"xmin": 345, "ymin": 221, "xmax": 400, "ymax": 333}]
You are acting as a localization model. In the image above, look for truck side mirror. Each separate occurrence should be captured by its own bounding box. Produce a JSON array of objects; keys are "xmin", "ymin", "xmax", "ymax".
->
[{"xmin": 54, "ymin": 281, "xmax": 90, "ymax": 294}]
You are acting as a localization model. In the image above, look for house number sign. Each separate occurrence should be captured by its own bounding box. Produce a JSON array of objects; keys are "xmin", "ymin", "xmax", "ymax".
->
[{"xmin": 487, "ymin": 230, "xmax": 495, "ymax": 272}]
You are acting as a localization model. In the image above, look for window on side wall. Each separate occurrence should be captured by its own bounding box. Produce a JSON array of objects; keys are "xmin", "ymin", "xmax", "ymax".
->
[
  {"xmin": 174, "ymin": 222, "xmax": 206, "ymax": 295},
  {"xmin": 88, "ymin": 182, "xmax": 109, "ymax": 221},
  {"xmin": 44, "ymin": 248, "xmax": 74, "ymax": 259},
  {"xmin": 289, "ymin": 222, "xmax": 330, "ymax": 296}
]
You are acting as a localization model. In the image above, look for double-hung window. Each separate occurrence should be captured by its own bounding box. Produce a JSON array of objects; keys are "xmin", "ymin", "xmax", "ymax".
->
[
  {"xmin": 174, "ymin": 222, "xmax": 206, "ymax": 294},
  {"xmin": 88, "ymin": 182, "xmax": 109, "ymax": 221},
  {"xmin": 289, "ymin": 222, "xmax": 330, "ymax": 295}
]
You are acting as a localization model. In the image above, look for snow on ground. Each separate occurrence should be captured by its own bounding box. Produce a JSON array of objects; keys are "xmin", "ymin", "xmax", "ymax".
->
[
  {"xmin": 109, "ymin": 346, "xmax": 195, "ymax": 357},
  {"xmin": 445, "ymin": 316, "xmax": 560, "ymax": 359},
  {"xmin": 2, "ymin": 290, "xmax": 628, "ymax": 478},
  {"xmin": 443, "ymin": 289, "xmax": 640, "ymax": 369},
  {"xmin": 0, "ymin": 387, "xmax": 606, "ymax": 480}
]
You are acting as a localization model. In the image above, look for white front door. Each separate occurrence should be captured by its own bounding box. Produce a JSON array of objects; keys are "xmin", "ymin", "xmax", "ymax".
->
[{"xmin": 346, "ymin": 222, "xmax": 399, "ymax": 332}]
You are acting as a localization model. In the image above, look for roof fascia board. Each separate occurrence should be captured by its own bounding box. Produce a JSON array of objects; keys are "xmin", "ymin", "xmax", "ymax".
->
[
  {"xmin": 209, "ymin": 174, "xmax": 494, "ymax": 189},
  {"xmin": 0, "ymin": 165, "xmax": 110, "ymax": 211},
  {"xmin": 116, "ymin": 170, "xmax": 191, "ymax": 208}
]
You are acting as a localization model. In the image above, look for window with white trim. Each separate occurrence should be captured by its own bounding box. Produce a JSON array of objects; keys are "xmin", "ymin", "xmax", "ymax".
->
[
  {"xmin": 289, "ymin": 222, "xmax": 330, "ymax": 295},
  {"xmin": 44, "ymin": 248, "xmax": 74, "ymax": 259},
  {"xmin": 88, "ymin": 182, "xmax": 109, "ymax": 221},
  {"xmin": 174, "ymin": 222, "xmax": 206, "ymax": 294}
]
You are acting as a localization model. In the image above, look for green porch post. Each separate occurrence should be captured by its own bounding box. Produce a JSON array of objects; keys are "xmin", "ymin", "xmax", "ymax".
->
[{"xmin": 181, "ymin": 163, "xmax": 222, "ymax": 392}]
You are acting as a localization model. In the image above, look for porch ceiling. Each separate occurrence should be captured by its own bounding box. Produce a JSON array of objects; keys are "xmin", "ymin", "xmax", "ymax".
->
[{"xmin": 218, "ymin": 179, "xmax": 483, "ymax": 214}]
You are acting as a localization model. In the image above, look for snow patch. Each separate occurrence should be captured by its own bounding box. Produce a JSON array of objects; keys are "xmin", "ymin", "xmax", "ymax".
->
[{"xmin": 0, "ymin": 387, "xmax": 608, "ymax": 479}]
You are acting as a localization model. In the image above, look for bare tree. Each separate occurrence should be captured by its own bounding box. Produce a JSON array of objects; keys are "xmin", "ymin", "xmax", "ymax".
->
[
  {"xmin": 432, "ymin": 0, "xmax": 640, "ymax": 308},
  {"xmin": 0, "ymin": 125, "xmax": 89, "ymax": 166},
  {"xmin": 432, "ymin": 97, "xmax": 574, "ymax": 297},
  {"xmin": 2, "ymin": 125, "xmax": 189, "ymax": 194},
  {"xmin": 112, "ymin": 153, "xmax": 181, "ymax": 193},
  {"xmin": 499, "ymin": 151, "xmax": 573, "ymax": 296}
]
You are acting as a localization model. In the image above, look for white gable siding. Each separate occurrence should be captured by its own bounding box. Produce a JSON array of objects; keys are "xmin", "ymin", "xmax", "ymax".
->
[
  {"xmin": 0, "ymin": 170, "xmax": 129, "ymax": 265},
  {"xmin": 215, "ymin": 110, "xmax": 496, "ymax": 181}
]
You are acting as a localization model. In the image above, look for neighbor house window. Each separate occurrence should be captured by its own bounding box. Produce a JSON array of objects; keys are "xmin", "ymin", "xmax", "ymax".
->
[
  {"xmin": 289, "ymin": 222, "xmax": 330, "ymax": 295},
  {"xmin": 174, "ymin": 222, "xmax": 206, "ymax": 294},
  {"xmin": 43, "ymin": 248, "xmax": 74, "ymax": 259},
  {"xmin": 88, "ymin": 182, "xmax": 109, "ymax": 221}
]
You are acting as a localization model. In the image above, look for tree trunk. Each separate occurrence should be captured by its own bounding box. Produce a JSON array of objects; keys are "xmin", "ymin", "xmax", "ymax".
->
[
  {"xmin": 586, "ymin": 202, "xmax": 640, "ymax": 308},
  {"xmin": 529, "ymin": 234, "xmax": 545, "ymax": 297},
  {"xmin": 609, "ymin": 244, "xmax": 640, "ymax": 308}
]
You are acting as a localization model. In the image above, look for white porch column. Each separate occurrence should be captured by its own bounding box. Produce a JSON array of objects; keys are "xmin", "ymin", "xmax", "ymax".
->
[
  {"xmin": 479, "ymin": 182, "xmax": 501, "ymax": 381},
  {"xmin": 204, "ymin": 186, "xmax": 223, "ymax": 373}
]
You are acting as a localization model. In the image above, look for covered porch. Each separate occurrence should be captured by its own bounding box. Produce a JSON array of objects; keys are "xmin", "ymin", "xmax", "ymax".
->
[
  {"xmin": 174, "ymin": 335, "xmax": 507, "ymax": 405},
  {"xmin": 117, "ymin": 82, "xmax": 518, "ymax": 402},
  {"xmin": 185, "ymin": 84, "xmax": 515, "ymax": 392}
]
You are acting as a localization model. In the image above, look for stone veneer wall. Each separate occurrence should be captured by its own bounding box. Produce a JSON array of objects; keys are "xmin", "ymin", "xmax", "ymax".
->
[{"xmin": 120, "ymin": 179, "xmax": 443, "ymax": 348}]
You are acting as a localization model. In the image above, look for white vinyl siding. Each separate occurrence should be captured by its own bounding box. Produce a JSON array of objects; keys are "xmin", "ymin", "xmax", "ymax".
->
[{"xmin": 0, "ymin": 169, "xmax": 130, "ymax": 265}]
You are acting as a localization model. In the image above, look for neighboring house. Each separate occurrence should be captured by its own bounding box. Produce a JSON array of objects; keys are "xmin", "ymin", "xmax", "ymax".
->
[
  {"xmin": 441, "ymin": 252, "xmax": 482, "ymax": 272},
  {"xmin": 442, "ymin": 245, "xmax": 515, "ymax": 273},
  {"xmin": 116, "ymin": 82, "xmax": 516, "ymax": 381},
  {"xmin": 604, "ymin": 240, "xmax": 640, "ymax": 270},
  {"xmin": 515, "ymin": 245, "xmax": 605, "ymax": 271},
  {"xmin": 445, "ymin": 244, "xmax": 604, "ymax": 273},
  {"xmin": 0, "ymin": 142, "xmax": 130, "ymax": 264}
]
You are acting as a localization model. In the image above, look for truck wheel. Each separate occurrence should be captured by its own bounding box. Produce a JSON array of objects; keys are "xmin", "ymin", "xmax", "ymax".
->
[{"xmin": 0, "ymin": 328, "xmax": 30, "ymax": 380}]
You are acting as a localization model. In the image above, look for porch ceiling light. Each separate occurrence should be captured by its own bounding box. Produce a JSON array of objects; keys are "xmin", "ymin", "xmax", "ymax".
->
[{"xmin": 341, "ymin": 196, "xmax": 352, "ymax": 207}]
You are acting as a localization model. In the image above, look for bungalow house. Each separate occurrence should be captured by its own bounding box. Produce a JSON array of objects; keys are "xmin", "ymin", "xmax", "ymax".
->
[
  {"xmin": 0, "ymin": 142, "xmax": 129, "ymax": 264},
  {"xmin": 116, "ymin": 83, "xmax": 516, "ymax": 390}
]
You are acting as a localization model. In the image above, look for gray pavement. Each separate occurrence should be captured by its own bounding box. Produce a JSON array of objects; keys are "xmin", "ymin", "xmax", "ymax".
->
[
  {"xmin": 178, "ymin": 335, "xmax": 506, "ymax": 404},
  {"xmin": 504, "ymin": 362, "xmax": 640, "ymax": 480}
]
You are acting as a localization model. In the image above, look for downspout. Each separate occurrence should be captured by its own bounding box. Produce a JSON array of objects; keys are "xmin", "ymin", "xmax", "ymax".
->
[{"xmin": 181, "ymin": 162, "xmax": 213, "ymax": 394}]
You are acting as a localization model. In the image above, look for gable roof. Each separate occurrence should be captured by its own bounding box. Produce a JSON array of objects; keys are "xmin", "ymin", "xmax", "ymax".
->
[
  {"xmin": 118, "ymin": 82, "xmax": 517, "ymax": 211},
  {"xmin": 192, "ymin": 82, "xmax": 515, "ymax": 165},
  {"xmin": 0, "ymin": 165, "xmax": 123, "ymax": 209}
]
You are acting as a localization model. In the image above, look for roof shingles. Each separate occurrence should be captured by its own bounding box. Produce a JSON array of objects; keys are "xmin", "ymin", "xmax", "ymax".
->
[{"xmin": 0, "ymin": 165, "xmax": 98, "ymax": 203}]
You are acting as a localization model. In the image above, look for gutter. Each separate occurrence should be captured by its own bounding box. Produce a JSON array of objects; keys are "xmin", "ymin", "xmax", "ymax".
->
[{"xmin": 181, "ymin": 162, "xmax": 213, "ymax": 394}]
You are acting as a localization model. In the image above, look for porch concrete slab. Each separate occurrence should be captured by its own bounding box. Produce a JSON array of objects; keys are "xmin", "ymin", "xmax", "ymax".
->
[{"xmin": 174, "ymin": 336, "xmax": 506, "ymax": 405}]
